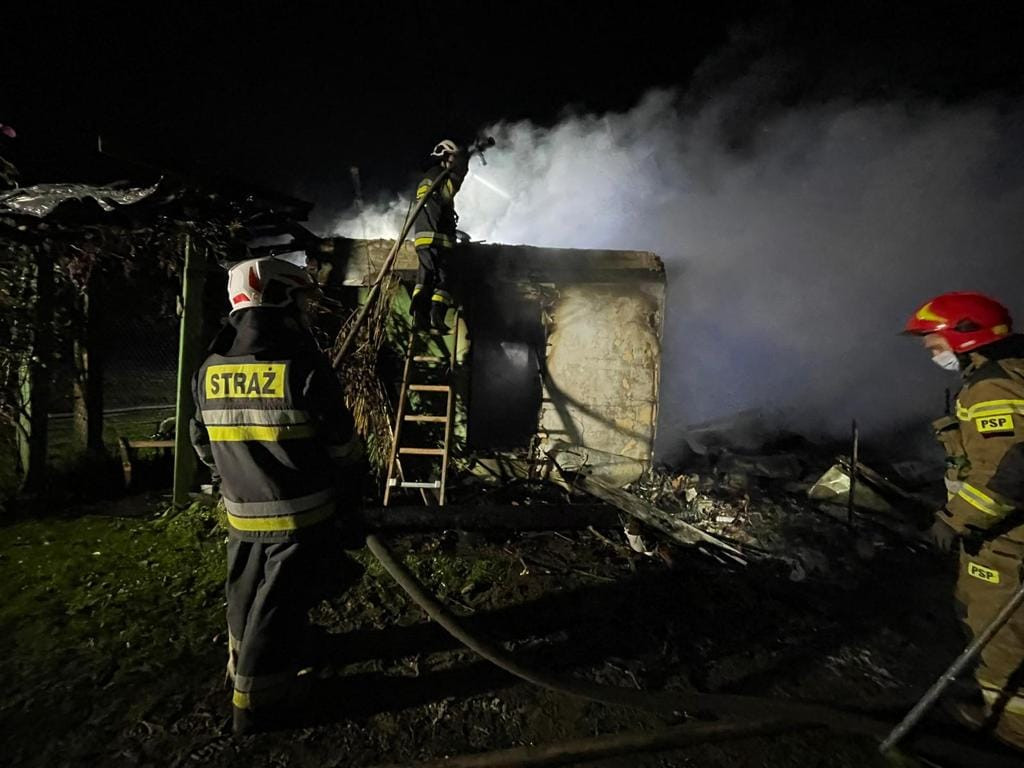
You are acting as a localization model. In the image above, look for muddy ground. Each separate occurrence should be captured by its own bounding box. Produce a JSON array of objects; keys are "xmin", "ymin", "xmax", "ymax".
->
[{"xmin": 0, "ymin": 478, "xmax": 1018, "ymax": 767}]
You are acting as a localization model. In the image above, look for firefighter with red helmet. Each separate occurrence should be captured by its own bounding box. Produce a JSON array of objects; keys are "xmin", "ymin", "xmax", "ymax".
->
[{"xmin": 905, "ymin": 291, "xmax": 1024, "ymax": 749}]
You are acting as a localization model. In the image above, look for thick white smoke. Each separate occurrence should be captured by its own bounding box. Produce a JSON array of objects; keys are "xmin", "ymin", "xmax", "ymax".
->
[{"xmin": 332, "ymin": 90, "xmax": 1024, "ymax": 460}]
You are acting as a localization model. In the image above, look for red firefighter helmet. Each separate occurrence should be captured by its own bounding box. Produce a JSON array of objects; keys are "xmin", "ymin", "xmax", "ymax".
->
[{"xmin": 904, "ymin": 292, "xmax": 1012, "ymax": 353}]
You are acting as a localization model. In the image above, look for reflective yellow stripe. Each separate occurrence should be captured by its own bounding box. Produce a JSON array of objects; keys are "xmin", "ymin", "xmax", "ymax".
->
[
  {"xmin": 201, "ymin": 408, "xmax": 310, "ymax": 427},
  {"xmin": 207, "ymin": 424, "xmax": 315, "ymax": 442},
  {"xmin": 233, "ymin": 690, "xmax": 251, "ymax": 709},
  {"xmin": 416, "ymin": 183, "xmax": 432, "ymax": 200},
  {"xmin": 414, "ymin": 233, "xmax": 454, "ymax": 248},
  {"xmin": 223, "ymin": 488, "xmax": 332, "ymax": 517},
  {"xmin": 431, "ymin": 293, "xmax": 452, "ymax": 304},
  {"xmin": 227, "ymin": 504, "xmax": 333, "ymax": 532},
  {"xmin": 957, "ymin": 482, "xmax": 1015, "ymax": 517},
  {"xmin": 980, "ymin": 687, "xmax": 1024, "ymax": 715},
  {"xmin": 956, "ymin": 399, "xmax": 1024, "ymax": 420}
]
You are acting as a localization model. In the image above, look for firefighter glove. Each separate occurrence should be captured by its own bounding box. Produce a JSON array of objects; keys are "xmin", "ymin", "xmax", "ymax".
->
[{"xmin": 929, "ymin": 518, "xmax": 960, "ymax": 553}]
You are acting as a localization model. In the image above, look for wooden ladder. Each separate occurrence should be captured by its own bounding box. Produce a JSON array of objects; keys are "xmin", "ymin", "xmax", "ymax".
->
[{"xmin": 383, "ymin": 309, "xmax": 459, "ymax": 506}]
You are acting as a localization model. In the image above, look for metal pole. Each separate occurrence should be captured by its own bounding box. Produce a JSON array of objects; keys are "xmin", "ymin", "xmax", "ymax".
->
[
  {"xmin": 847, "ymin": 420, "xmax": 859, "ymax": 526},
  {"xmin": 879, "ymin": 580, "xmax": 1024, "ymax": 753},
  {"xmin": 19, "ymin": 245, "xmax": 55, "ymax": 492},
  {"xmin": 172, "ymin": 234, "xmax": 206, "ymax": 508}
]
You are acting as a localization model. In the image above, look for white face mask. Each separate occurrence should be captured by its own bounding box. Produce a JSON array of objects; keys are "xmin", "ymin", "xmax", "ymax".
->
[{"xmin": 932, "ymin": 350, "xmax": 961, "ymax": 372}]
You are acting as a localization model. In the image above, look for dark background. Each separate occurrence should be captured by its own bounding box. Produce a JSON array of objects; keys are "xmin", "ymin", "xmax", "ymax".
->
[{"xmin": 3, "ymin": 1, "xmax": 1023, "ymax": 225}]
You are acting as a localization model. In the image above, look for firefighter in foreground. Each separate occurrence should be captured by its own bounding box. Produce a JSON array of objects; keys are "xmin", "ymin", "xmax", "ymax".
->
[
  {"xmin": 905, "ymin": 291, "xmax": 1024, "ymax": 750},
  {"xmin": 190, "ymin": 256, "xmax": 361, "ymax": 735},
  {"xmin": 409, "ymin": 139, "xmax": 469, "ymax": 333}
]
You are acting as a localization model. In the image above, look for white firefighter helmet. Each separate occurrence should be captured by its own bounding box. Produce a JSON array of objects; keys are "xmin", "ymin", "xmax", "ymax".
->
[
  {"xmin": 226, "ymin": 257, "xmax": 316, "ymax": 313},
  {"xmin": 431, "ymin": 139, "xmax": 461, "ymax": 158}
]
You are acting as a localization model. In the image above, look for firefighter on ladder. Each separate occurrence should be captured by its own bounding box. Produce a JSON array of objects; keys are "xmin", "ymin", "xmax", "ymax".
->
[
  {"xmin": 190, "ymin": 256, "xmax": 363, "ymax": 735},
  {"xmin": 409, "ymin": 139, "xmax": 469, "ymax": 334},
  {"xmin": 905, "ymin": 291, "xmax": 1024, "ymax": 750}
]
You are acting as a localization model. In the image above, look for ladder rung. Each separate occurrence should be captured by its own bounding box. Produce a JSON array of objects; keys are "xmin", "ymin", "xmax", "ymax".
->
[
  {"xmin": 399, "ymin": 447, "xmax": 446, "ymax": 456},
  {"xmin": 408, "ymin": 384, "xmax": 451, "ymax": 392},
  {"xmin": 388, "ymin": 480, "xmax": 443, "ymax": 489},
  {"xmin": 403, "ymin": 415, "xmax": 448, "ymax": 422},
  {"xmin": 412, "ymin": 356, "xmax": 446, "ymax": 363}
]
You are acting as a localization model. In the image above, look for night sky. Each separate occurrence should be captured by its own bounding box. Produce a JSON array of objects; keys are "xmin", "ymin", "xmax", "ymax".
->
[
  {"xmin": 3, "ymin": 1, "xmax": 1022, "ymax": 223},
  {"xmin": 4, "ymin": 1, "xmax": 1024, "ymax": 448}
]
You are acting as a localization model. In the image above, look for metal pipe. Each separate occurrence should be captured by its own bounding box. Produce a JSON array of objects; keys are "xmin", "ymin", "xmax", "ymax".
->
[
  {"xmin": 172, "ymin": 233, "xmax": 206, "ymax": 508},
  {"xmin": 879, "ymin": 579, "xmax": 1024, "ymax": 753},
  {"xmin": 847, "ymin": 419, "xmax": 859, "ymax": 526}
]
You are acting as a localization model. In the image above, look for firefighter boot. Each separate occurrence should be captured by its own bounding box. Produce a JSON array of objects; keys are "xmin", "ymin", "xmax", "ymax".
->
[
  {"xmin": 232, "ymin": 674, "xmax": 312, "ymax": 736},
  {"xmin": 409, "ymin": 290, "xmax": 431, "ymax": 331},
  {"xmin": 429, "ymin": 301, "xmax": 451, "ymax": 334}
]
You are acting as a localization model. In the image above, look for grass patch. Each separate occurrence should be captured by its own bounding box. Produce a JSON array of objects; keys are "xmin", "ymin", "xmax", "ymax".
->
[{"xmin": 0, "ymin": 500, "xmax": 226, "ymax": 753}]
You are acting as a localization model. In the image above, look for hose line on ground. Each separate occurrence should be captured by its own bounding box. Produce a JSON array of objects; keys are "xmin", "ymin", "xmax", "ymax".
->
[{"xmin": 365, "ymin": 533, "xmax": 1020, "ymax": 768}]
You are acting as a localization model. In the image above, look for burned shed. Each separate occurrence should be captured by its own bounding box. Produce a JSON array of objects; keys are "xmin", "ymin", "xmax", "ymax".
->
[{"xmin": 317, "ymin": 237, "xmax": 665, "ymax": 485}]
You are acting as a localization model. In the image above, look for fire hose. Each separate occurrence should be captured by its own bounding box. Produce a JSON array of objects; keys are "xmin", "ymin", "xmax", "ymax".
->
[{"xmin": 365, "ymin": 533, "xmax": 1023, "ymax": 767}]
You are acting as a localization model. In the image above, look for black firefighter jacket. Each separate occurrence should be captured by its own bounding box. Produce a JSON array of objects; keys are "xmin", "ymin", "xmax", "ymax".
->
[
  {"xmin": 412, "ymin": 164, "xmax": 461, "ymax": 251},
  {"xmin": 190, "ymin": 308, "xmax": 357, "ymax": 541}
]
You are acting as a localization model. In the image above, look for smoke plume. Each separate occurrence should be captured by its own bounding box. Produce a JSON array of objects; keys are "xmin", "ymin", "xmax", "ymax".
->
[{"xmin": 332, "ymin": 89, "xmax": 1024, "ymax": 460}]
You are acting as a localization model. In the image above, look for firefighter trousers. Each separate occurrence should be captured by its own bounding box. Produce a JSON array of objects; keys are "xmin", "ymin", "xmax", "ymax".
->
[
  {"xmin": 955, "ymin": 538, "xmax": 1024, "ymax": 750},
  {"xmin": 226, "ymin": 525, "xmax": 359, "ymax": 712},
  {"xmin": 413, "ymin": 245, "xmax": 453, "ymax": 310}
]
